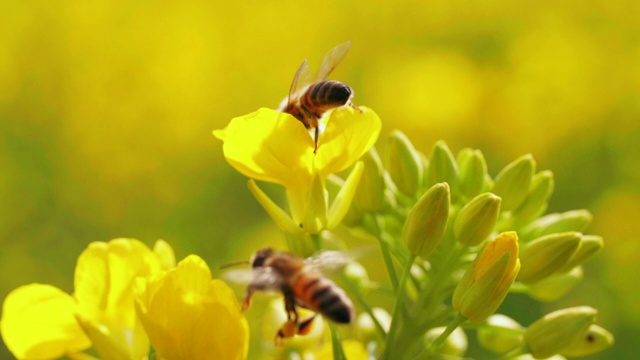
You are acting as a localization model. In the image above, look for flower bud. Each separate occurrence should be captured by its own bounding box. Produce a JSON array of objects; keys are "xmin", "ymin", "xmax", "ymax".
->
[
  {"xmin": 428, "ymin": 141, "xmax": 459, "ymax": 191},
  {"xmin": 560, "ymin": 324, "xmax": 614, "ymax": 357},
  {"xmin": 492, "ymin": 154, "xmax": 535, "ymax": 211},
  {"xmin": 327, "ymin": 161, "xmax": 364, "ymax": 229},
  {"xmin": 477, "ymin": 314, "xmax": 524, "ymax": 354},
  {"xmin": 512, "ymin": 171, "xmax": 554, "ymax": 226},
  {"xmin": 524, "ymin": 306, "xmax": 597, "ymax": 359},
  {"xmin": 518, "ymin": 232, "xmax": 581, "ymax": 284},
  {"xmin": 457, "ymin": 148, "xmax": 488, "ymax": 199},
  {"xmin": 556, "ymin": 235, "xmax": 603, "ymax": 273},
  {"xmin": 454, "ymin": 192, "xmax": 501, "ymax": 246},
  {"xmin": 520, "ymin": 210, "xmax": 593, "ymax": 241},
  {"xmin": 387, "ymin": 130, "xmax": 423, "ymax": 195},
  {"xmin": 354, "ymin": 148, "xmax": 386, "ymax": 212},
  {"xmin": 453, "ymin": 232, "xmax": 520, "ymax": 322},
  {"xmin": 402, "ymin": 183, "xmax": 450, "ymax": 258},
  {"xmin": 528, "ymin": 266, "xmax": 583, "ymax": 302},
  {"xmin": 425, "ymin": 326, "xmax": 468, "ymax": 356}
]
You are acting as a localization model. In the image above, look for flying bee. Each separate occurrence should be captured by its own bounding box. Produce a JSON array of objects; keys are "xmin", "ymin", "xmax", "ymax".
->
[
  {"xmin": 225, "ymin": 247, "xmax": 355, "ymax": 345},
  {"xmin": 279, "ymin": 41, "xmax": 359, "ymax": 152}
]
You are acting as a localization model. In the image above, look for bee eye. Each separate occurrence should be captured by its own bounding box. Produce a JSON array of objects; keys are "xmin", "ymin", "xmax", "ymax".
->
[
  {"xmin": 252, "ymin": 256, "xmax": 266, "ymax": 268},
  {"xmin": 251, "ymin": 247, "xmax": 273, "ymax": 267}
]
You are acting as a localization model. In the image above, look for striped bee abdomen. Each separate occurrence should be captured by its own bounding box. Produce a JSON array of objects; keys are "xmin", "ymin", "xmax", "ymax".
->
[
  {"xmin": 293, "ymin": 272, "xmax": 354, "ymax": 324},
  {"xmin": 301, "ymin": 80, "xmax": 353, "ymax": 116}
]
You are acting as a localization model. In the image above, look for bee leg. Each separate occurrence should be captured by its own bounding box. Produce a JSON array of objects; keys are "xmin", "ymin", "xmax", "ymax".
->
[
  {"xmin": 242, "ymin": 282, "xmax": 263, "ymax": 311},
  {"xmin": 241, "ymin": 291, "xmax": 252, "ymax": 312},
  {"xmin": 282, "ymin": 288, "xmax": 299, "ymax": 322},
  {"xmin": 350, "ymin": 103, "xmax": 363, "ymax": 113},
  {"xmin": 297, "ymin": 314, "xmax": 317, "ymax": 336},
  {"xmin": 313, "ymin": 126, "xmax": 319, "ymax": 153},
  {"xmin": 274, "ymin": 319, "xmax": 297, "ymax": 347}
]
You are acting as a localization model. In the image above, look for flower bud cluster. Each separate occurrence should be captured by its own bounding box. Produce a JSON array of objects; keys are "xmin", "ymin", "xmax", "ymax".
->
[{"xmin": 345, "ymin": 131, "xmax": 612, "ymax": 359}]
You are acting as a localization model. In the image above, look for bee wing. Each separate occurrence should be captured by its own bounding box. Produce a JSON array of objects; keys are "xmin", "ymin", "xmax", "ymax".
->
[
  {"xmin": 315, "ymin": 41, "xmax": 351, "ymax": 82},
  {"xmin": 220, "ymin": 268, "xmax": 254, "ymax": 285},
  {"xmin": 222, "ymin": 267, "xmax": 286, "ymax": 290},
  {"xmin": 288, "ymin": 58, "xmax": 313, "ymax": 104},
  {"xmin": 304, "ymin": 247, "xmax": 368, "ymax": 276}
]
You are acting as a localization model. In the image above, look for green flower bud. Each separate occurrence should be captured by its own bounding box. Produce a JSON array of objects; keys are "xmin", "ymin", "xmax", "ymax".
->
[
  {"xmin": 524, "ymin": 306, "xmax": 596, "ymax": 359},
  {"xmin": 304, "ymin": 172, "xmax": 328, "ymax": 233},
  {"xmin": 454, "ymin": 192, "xmax": 501, "ymax": 246},
  {"xmin": 327, "ymin": 161, "xmax": 364, "ymax": 229},
  {"xmin": 477, "ymin": 314, "xmax": 524, "ymax": 354},
  {"xmin": 492, "ymin": 154, "xmax": 536, "ymax": 212},
  {"xmin": 520, "ymin": 210, "xmax": 593, "ymax": 241},
  {"xmin": 354, "ymin": 148, "xmax": 386, "ymax": 212},
  {"xmin": 528, "ymin": 266, "xmax": 583, "ymax": 302},
  {"xmin": 518, "ymin": 232, "xmax": 581, "ymax": 284},
  {"xmin": 556, "ymin": 235, "xmax": 604, "ymax": 273},
  {"xmin": 457, "ymin": 148, "xmax": 488, "ymax": 199},
  {"xmin": 512, "ymin": 171, "xmax": 554, "ymax": 226},
  {"xmin": 425, "ymin": 326, "xmax": 468, "ymax": 356},
  {"xmin": 560, "ymin": 324, "xmax": 614, "ymax": 357},
  {"xmin": 402, "ymin": 183, "xmax": 450, "ymax": 258},
  {"xmin": 453, "ymin": 232, "xmax": 520, "ymax": 322},
  {"xmin": 428, "ymin": 141, "xmax": 459, "ymax": 191},
  {"xmin": 387, "ymin": 130, "xmax": 423, "ymax": 195}
]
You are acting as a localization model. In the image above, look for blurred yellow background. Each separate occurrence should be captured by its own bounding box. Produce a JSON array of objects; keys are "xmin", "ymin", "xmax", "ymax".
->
[{"xmin": 1, "ymin": 0, "xmax": 638, "ymax": 358}]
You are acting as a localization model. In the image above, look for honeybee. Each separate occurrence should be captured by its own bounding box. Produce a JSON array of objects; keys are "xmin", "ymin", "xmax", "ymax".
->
[
  {"xmin": 238, "ymin": 247, "xmax": 355, "ymax": 345},
  {"xmin": 279, "ymin": 41, "xmax": 358, "ymax": 152}
]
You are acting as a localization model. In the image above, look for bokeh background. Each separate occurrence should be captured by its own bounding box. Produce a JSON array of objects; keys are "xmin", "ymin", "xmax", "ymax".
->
[{"xmin": 1, "ymin": 0, "xmax": 639, "ymax": 358}]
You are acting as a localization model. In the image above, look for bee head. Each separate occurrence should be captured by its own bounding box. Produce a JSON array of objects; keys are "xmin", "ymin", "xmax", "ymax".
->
[{"xmin": 250, "ymin": 247, "xmax": 274, "ymax": 268}]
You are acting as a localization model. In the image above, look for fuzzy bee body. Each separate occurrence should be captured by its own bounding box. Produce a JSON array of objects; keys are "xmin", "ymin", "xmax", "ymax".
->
[
  {"xmin": 290, "ymin": 266, "xmax": 353, "ymax": 323},
  {"xmin": 239, "ymin": 247, "xmax": 355, "ymax": 344},
  {"xmin": 279, "ymin": 42, "xmax": 358, "ymax": 151}
]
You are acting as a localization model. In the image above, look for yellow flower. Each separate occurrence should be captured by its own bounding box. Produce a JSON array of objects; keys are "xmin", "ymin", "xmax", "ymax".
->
[
  {"xmin": 0, "ymin": 238, "xmax": 172, "ymax": 360},
  {"xmin": 74, "ymin": 239, "xmax": 169, "ymax": 360},
  {"xmin": 1, "ymin": 284, "xmax": 91, "ymax": 359},
  {"xmin": 453, "ymin": 232, "xmax": 521, "ymax": 322},
  {"xmin": 214, "ymin": 106, "xmax": 381, "ymax": 234},
  {"xmin": 134, "ymin": 255, "xmax": 249, "ymax": 360}
]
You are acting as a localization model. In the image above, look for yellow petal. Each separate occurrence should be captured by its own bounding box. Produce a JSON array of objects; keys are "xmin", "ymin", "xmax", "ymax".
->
[
  {"xmin": 75, "ymin": 314, "xmax": 132, "ymax": 360},
  {"xmin": 0, "ymin": 284, "xmax": 90, "ymax": 359},
  {"xmin": 153, "ymin": 239, "xmax": 177, "ymax": 270},
  {"xmin": 135, "ymin": 255, "xmax": 249, "ymax": 360},
  {"xmin": 315, "ymin": 106, "xmax": 381, "ymax": 179},
  {"xmin": 73, "ymin": 239, "xmax": 161, "ymax": 359},
  {"xmin": 214, "ymin": 108, "xmax": 315, "ymax": 190}
]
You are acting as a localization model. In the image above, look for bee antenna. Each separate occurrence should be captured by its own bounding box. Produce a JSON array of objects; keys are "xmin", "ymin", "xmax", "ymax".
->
[{"xmin": 219, "ymin": 260, "xmax": 250, "ymax": 270}]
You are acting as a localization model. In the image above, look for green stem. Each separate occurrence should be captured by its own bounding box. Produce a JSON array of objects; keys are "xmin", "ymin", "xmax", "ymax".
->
[
  {"xmin": 417, "ymin": 243, "xmax": 466, "ymax": 315},
  {"xmin": 329, "ymin": 323, "xmax": 347, "ymax": 360},
  {"xmin": 381, "ymin": 253, "xmax": 416, "ymax": 360},
  {"xmin": 427, "ymin": 312, "xmax": 466, "ymax": 351},
  {"xmin": 342, "ymin": 276, "xmax": 387, "ymax": 339},
  {"xmin": 374, "ymin": 215, "xmax": 399, "ymax": 290},
  {"xmin": 508, "ymin": 281, "xmax": 529, "ymax": 294}
]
